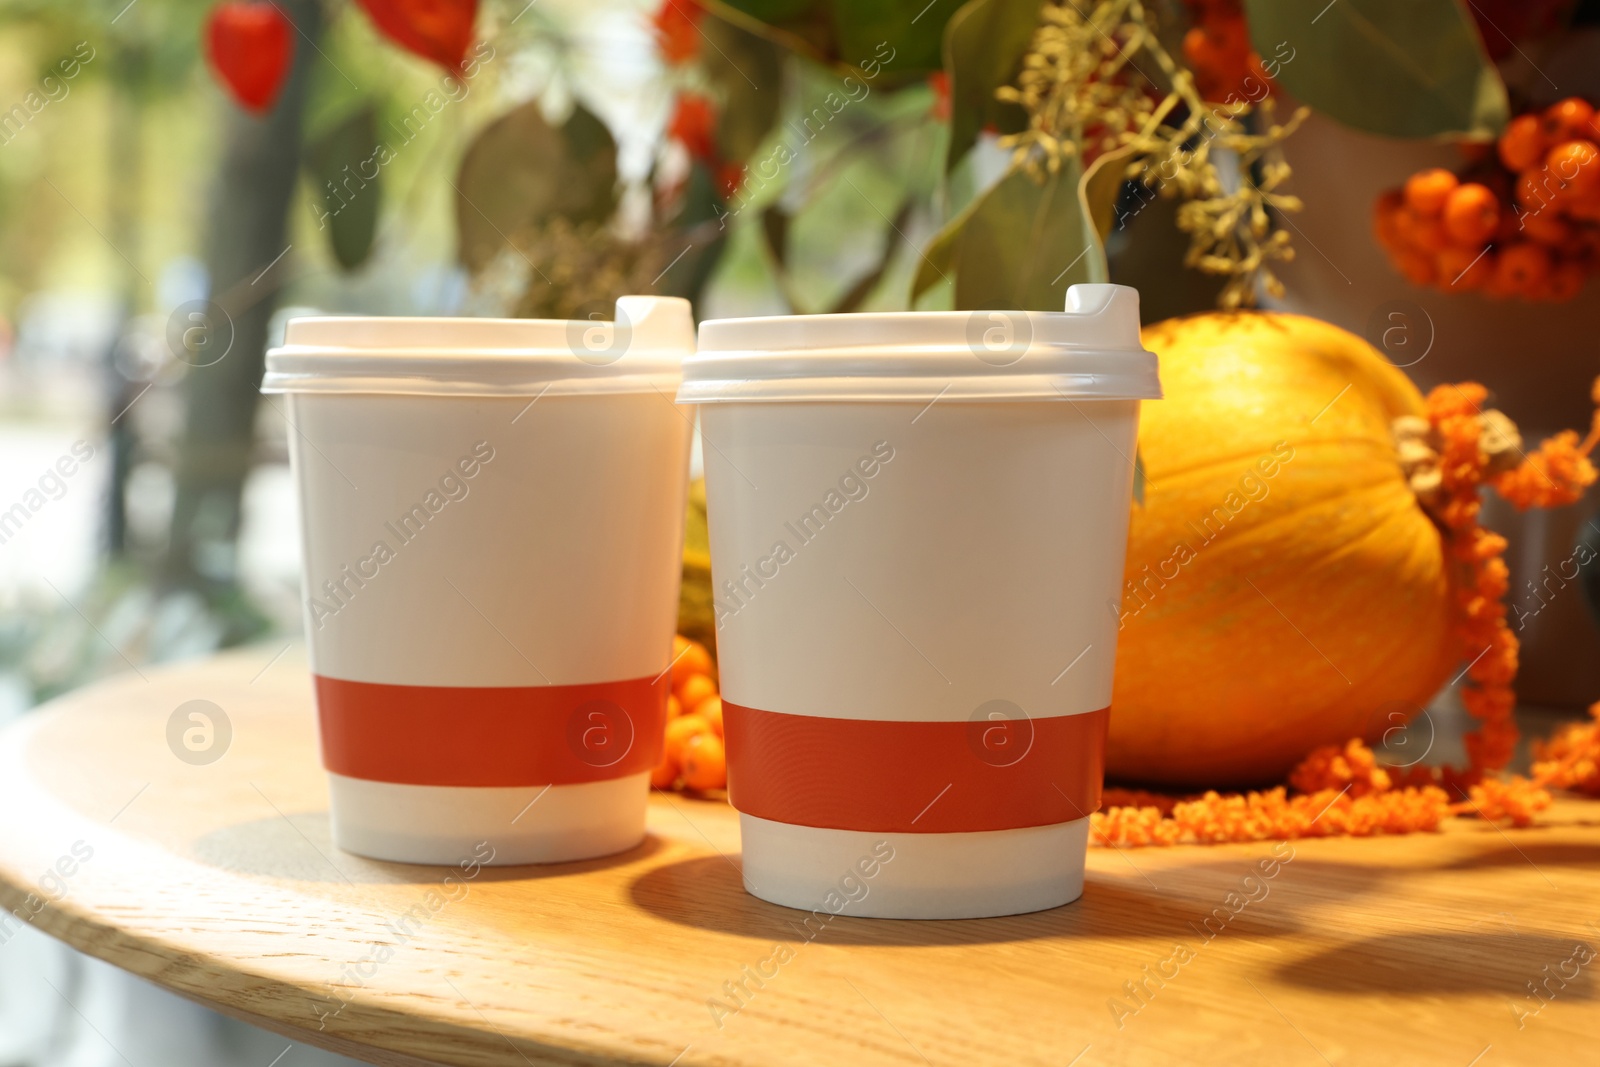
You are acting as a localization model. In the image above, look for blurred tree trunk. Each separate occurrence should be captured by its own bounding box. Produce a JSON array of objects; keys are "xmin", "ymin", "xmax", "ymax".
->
[
  {"xmin": 104, "ymin": 36, "xmax": 146, "ymax": 558},
  {"xmin": 162, "ymin": 0, "xmax": 321, "ymax": 605}
]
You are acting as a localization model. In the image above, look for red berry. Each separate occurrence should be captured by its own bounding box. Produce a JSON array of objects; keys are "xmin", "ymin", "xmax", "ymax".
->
[{"xmin": 204, "ymin": 2, "xmax": 293, "ymax": 113}]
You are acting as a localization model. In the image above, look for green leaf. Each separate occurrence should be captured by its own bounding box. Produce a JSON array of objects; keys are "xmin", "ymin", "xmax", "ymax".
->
[
  {"xmin": 454, "ymin": 101, "xmax": 618, "ymax": 272},
  {"xmin": 761, "ymin": 205, "xmax": 791, "ymax": 266},
  {"xmin": 829, "ymin": 0, "xmax": 949, "ymax": 85},
  {"xmin": 719, "ymin": 0, "xmax": 817, "ymax": 22},
  {"xmin": 911, "ymin": 182, "xmax": 983, "ymax": 301},
  {"xmin": 1079, "ymin": 144, "xmax": 1138, "ymax": 244},
  {"xmin": 705, "ymin": 0, "xmax": 835, "ymax": 64},
  {"xmin": 1132, "ymin": 446, "xmax": 1146, "ymax": 506},
  {"xmin": 951, "ymin": 158, "xmax": 1103, "ymax": 310},
  {"xmin": 305, "ymin": 105, "xmax": 381, "ymax": 271},
  {"xmin": 702, "ymin": 16, "xmax": 788, "ymax": 161},
  {"xmin": 708, "ymin": 0, "xmax": 954, "ymax": 86},
  {"xmin": 653, "ymin": 163, "xmax": 729, "ymax": 303},
  {"xmin": 943, "ymin": 0, "xmax": 1036, "ymax": 172},
  {"xmin": 1241, "ymin": 0, "xmax": 1508, "ymax": 139}
]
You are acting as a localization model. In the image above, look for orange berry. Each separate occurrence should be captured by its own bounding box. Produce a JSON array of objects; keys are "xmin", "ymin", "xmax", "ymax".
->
[
  {"xmin": 1373, "ymin": 189, "xmax": 1405, "ymax": 248},
  {"xmin": 1403, "ymin": 168, "xmax": 1459, "ymax": 217},
  {"xmin": 1518, "ymin": 208, "xmax": 1572, "ymax": 246},
  {"xmin": 1494, "ymin": 242, "xmax": 1552, "ymax": 296},
  {"xmin": 650, "ymin": 751, "xmax": 679, "ymax": 789},
  {"xmin": 667, "ymin": 693, "xmax": 682, "ymax": 719},
  {"xmin": 1482, "ymin": 254, "xmax": 1519, "ymax": 299},
  {"xmin": 1207, "ymin": 16, "xmax": 1249, "ymax": 58},
  {"xmin": 664, "ymin": 713, "xmax": 712, "ymax": 765},
  {"xmin": 680, "ymin": 732, "xmax": 726, "ymax": 791},
  {"xmin": 1566, "ymin": 195, "xmax": 1600, "ymax": 222},
  {"xmin": 1392, "ymin": 248, "xmax": 1438, "ymax": 287},
  {"xmin": 1437, "ymin": 245, "xmax": 1491, "ymax": 291},
  {"xmin": 1546, "ymin": 140, "xmax": 1600, "ymax": 198},
  {"xmin": 1517, "ymin": 168, "xmax": 1560, "ymax": 210},
  {"xmin": 1499, "ymin": 115, "xmax": 1546, "ymax": 172},
  {"xmin": 676, "ymin": 673, "xmax": 717, "ymax": 713},
  {"xmin": 1492, "ymin": 212, "xmax": 1518, "ymax": 244},
  {"xmin": 1547, "ymin": 260, "xmax": 1587, "ymax": 301},
  {"xmin": 1182, "ymin": 27, "xmax": 1215, "ymax": 70},
  {"xmin": 1397, "ymin": 209, "xmax": 1449, "ymax": 254},
  {"xmin": 1544, "ymin": 98, "xmax": 1596, "ymax": 143},
  {"xmin": 1441, "ymin": 183, "xmax": 1499, "ymax": 246},
  {"xmin": 669, "ymin": 638, "xmax": 714, "ymax": 691},
  {"xmin": 698, "ymin": 695, "xmax": 723, "ymax": 737}
]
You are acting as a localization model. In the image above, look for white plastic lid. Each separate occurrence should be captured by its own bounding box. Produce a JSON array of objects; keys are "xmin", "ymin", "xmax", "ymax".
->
[
  {"xmin": 678, "ymin": 285, "xmax": 1160, "ymax": 404},
  {"xmin": 261, "ymin": 296, "xmax": 693, "ymax": 398}
]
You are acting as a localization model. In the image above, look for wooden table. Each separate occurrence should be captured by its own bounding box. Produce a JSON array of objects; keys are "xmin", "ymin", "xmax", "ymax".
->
[{"xmin": 1, "ymin": 647, "xmax": 1596, "ymax": 1066}]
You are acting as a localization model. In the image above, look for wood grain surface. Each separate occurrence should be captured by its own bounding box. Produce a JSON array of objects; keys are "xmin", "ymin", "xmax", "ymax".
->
[{"xmin": 0, "ymin": 646, "xmax": 1596, "ymax": 1067}]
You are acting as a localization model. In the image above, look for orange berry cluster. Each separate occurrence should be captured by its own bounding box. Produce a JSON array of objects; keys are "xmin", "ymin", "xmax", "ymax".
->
[
  {"xmin": 1093, "ymin": 773, "xmax": 1458, "ymax": 848},
  {"xmin": 1425, "ymin": 382, "xmax": 1522, "ymax": 781},
  {"xmin": 652, "ymin": 635, "xmax": 727, "ymax": 792},
  {"xmin": 1180, "ymin": 0, "xmax": 1272, "ymax": 102},
  {"xmin": 1375, "ymin": 97, "xmax": 1600, "ymax": 300},
  {"xmin": 1535, "ymin": 702, "xmax": 1600, "ymax": 797}
]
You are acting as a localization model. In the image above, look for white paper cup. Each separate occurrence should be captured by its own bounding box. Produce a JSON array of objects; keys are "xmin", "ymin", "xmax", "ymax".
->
[
  {"xmin": 263, "ymin": 297, "xmax": 694, "ymax": 865},
  {"xmin": 679, "ymin": 285, "xmax": 1160, "ymax": 918}
]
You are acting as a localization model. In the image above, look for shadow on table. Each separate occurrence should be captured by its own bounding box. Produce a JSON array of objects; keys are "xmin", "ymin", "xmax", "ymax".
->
[
  {"xmin": 1438, "ymin": 840, "xmax": 1600, "ymax": 872},
  {"xmin": 1275, "ymin": 930, "xmax": 1596, "ymax": 997},
  {"xmin": 189, "ymin": 812, "xmax": 665, "ymax": 884},
  {"xmin": 627, "ymin": 853, "xmax": 1390, "ymax": 947}
]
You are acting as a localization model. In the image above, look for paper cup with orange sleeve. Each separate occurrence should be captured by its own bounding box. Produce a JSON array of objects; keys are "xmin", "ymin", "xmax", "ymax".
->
[
  {"xmin": 262, "ymin": 297, "xmax": 694, "ymax": 865},
  {"xmin": 678, "ymin": 285, "xmax": 1160, "ymax": 918}
]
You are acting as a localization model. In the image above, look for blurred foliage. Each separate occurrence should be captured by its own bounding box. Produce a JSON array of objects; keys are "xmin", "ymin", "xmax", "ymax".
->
[
  {"xmin": 706, "ymin": 0, "xmax": 946, "ymax": 86},
  {"xmin": 455, "ymin": 100, "xmax": 620, "ymax": 272},
  {"xmin": 305, "ymin": 104, "xmax": 382, "ymax": 269},
  {"xmin": 1242, "ymin": 0, "xmax": 1508, "ymax": 140},
  {"xmin": 942, "ymin": 0, "xmax": 1033, "ymax": 172}
]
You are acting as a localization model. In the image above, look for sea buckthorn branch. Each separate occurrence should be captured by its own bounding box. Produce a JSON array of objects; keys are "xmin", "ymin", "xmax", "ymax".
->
[
  {"xmin": 1094, "ymin": 379, "xmax": 1600, "ymax": 847},
  {"xmin": 1534, "ymin": 703, "xmax": 1600, "ymax": 796},
  {"xmin": 1375, "ymin": 97, "xmax": 1600, "ymax": 300}
]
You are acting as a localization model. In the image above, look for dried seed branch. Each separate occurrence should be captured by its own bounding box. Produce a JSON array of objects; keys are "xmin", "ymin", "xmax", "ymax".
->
[{"xmin": 997, "ymin": 0, "xmax": 1308, "ymax": 307}]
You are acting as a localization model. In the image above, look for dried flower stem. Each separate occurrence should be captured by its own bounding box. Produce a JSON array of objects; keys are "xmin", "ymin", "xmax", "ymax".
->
[{"xmin": 997, "ymin": 0, "xmax": 1306, "ymax": 307}]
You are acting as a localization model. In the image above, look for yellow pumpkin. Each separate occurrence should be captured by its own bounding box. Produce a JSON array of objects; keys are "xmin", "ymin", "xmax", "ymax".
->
[
  {"xmin": 1108, "ymin": 312, "xmax": 1459, "ymax": 788},
  {"xmin": 679, "ymin": 478, "xmax": 717, "ymax": 653}
]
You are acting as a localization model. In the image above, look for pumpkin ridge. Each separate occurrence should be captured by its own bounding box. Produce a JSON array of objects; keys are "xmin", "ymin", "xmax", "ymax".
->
[{"xmin": 1143, "ymin": 436, "xmax": 1400, "ymax": 487}]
